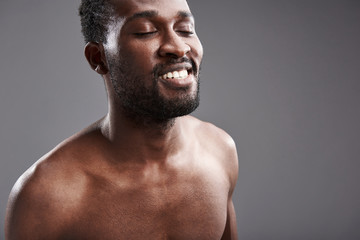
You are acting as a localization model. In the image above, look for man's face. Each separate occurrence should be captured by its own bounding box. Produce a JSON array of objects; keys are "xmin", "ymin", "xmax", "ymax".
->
[{"xmin": 103, "ymin": 0, "xmax": 203, "ymax": 122}]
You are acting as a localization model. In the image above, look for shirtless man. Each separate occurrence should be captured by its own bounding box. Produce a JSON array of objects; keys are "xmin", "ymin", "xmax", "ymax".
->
[{"xmin": 5, "ymin": 0, "xmax": 238, "ymax": 239}]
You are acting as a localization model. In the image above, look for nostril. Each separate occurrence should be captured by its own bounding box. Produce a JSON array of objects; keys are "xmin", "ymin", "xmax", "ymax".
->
[{"xmin": 165, "ymin": 52, "xmax": 182, "ymax": 59}]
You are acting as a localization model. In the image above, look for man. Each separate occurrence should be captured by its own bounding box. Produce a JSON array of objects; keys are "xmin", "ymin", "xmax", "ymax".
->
[{"xmin": 5, "ymin": 0, "xmax": 238, "ymax": 239}]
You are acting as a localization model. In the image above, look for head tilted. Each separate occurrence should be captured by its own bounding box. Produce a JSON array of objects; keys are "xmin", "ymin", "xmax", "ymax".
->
[{"xmin": 79, "ymin": 0, "xmax": 203, "ymax": 125}]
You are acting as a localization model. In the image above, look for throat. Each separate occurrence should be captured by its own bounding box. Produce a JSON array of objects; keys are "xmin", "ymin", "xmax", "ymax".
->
[
  {"xmin": 103, "ymin": 113, "xmax": 185, "ymax": 163},
  {"xmin": 132, "ymin": 114, "xmax": 176, "ymax": 133}
]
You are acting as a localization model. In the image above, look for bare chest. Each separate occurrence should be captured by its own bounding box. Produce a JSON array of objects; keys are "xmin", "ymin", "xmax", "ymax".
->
[{"xmin": 66, "ymin": 168, "xmax": 229, "ymax": 240}]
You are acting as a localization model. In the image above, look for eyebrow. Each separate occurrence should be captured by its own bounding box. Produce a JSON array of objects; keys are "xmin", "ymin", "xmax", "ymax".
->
[
  {"xmin": 125, "ymin": 10, "xmax": 194, "ymax": 24},
  {"xmin": 126, "ymin": 10, "xmax": 159, "ymax": 23},
  {"xmin": 177, "ymin": 11, "xmax": 194, "ymax": 19}
]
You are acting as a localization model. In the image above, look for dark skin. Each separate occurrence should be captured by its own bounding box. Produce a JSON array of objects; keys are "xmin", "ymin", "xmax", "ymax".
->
[{"xmin": 5, "ymin": 0, "xmax": 238, "ymax": 239}]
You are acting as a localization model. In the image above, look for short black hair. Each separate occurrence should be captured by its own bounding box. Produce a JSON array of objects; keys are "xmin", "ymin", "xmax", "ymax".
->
[{"xmin": 78, "ymin": 0, "xmax": 114, "ymax": 43}]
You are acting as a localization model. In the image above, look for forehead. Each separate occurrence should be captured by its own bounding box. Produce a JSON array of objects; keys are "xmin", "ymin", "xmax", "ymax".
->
[{"xmin": 110, "ymin": 0, "xmax": 191, "ymax": 19}]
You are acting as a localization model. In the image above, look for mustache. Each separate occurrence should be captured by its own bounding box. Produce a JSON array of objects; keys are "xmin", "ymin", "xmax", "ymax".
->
[{"xmin": 152, "ymin": 57, "xmax": 198, "ymax": 77}]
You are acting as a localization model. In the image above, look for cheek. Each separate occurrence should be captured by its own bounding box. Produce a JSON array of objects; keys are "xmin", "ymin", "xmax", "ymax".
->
[
  {"xmin": 191, "ymin": 37, "xmax": 203, "ymax": 62},
  {"xmin": 120, "ymin": 41, "xmax": 158, "ymax": 72}
]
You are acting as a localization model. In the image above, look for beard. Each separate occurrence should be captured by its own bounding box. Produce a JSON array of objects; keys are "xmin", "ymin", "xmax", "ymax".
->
[{"xmin": 106, "ymin": 54, "xmax": 200, "ymax": 124}]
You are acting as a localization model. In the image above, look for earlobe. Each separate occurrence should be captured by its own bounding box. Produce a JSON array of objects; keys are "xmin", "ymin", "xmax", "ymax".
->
[{"xmin": 84, "ymin": 42, "xmax": 109, "ymax": 75}]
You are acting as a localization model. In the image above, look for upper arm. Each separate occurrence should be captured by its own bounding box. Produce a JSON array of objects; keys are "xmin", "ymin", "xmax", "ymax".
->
[
  {"xmin": 226, "ymin": 135, "xmax": 239, "ymax": 195},
  {"xmin": 221, "ymin": 131, "xmax": 239, "ymax": 239},
  {"xmin": 221, "ymin": 200, "xmax": 238, "ymax": 240},
  {"xmin": 5, "ymin": 166, "xmax": 63, "ymax": 240},
  {"xmin": 5, "ymin": 162, "xmax": 76, "ymax": 240}
]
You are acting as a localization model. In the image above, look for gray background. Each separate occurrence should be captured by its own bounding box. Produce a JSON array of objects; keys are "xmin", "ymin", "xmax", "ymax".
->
[{"xmin": 1, "ymin": 0, "xmax": 359, "ymax": 239}]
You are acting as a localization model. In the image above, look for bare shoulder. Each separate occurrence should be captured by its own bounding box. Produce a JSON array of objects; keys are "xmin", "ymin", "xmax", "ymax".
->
[
  {"xmin": 5, "ymin": 124, "xmax": 103, "ymax": 239},
  {"xmin": 184, "ymin": 116, "xmax": 239, "ymax": 190},
  {"xmin": 184, "ymin": 115, "xmax": 237, "ymax": 155},
  {"xmin": 186, "ymin": 116, "xmax": 236, "ymax": 147},
  {"xmin": 5, "ymin": 155, "xmax": 81, "ymax": 239}
]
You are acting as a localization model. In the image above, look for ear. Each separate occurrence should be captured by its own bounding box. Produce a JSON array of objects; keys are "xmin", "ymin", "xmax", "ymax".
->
[{"xmin": 84, "ymin": 42, "xmax": 109, "ymax": 75}]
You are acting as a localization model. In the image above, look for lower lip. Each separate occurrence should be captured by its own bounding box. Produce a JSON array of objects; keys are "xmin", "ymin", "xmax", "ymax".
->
[{"xmin": 159, "ymin": 74, "xmax": 195, "ymax": 89}]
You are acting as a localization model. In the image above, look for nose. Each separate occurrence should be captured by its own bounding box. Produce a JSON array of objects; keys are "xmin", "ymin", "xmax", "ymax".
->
[{"xmin": 158, "ymin": 31, "xmax": 191, "ymax": 58}]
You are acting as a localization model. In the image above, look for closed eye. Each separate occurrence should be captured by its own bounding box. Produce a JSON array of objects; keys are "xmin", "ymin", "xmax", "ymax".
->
[
  {"xmin": 177, "ymin": 31, "xmax": 194, "ymax": 37},
  {"xmin": 133, "ymin": 31, "xmax": 158, "ymax": 37}
]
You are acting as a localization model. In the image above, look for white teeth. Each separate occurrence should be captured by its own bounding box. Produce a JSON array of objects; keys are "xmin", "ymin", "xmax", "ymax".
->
[
  {"xmin": 166, "ymin": 72, "xmax": 173, "ymax": 79},
  {"xmin": 173, "ymin": 71, "xmax": 179, "ymax": 78},
  {"xmin": 179, "ymin": 70, "xmax": 184, "ymax": 78},
  {"xmin": 162, "ymin": 70, "xmax": 189, "ymax": 80}
]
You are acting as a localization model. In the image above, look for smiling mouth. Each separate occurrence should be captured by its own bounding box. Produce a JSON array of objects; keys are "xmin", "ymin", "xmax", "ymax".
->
[
  {"xmin": 158, "ymin": 68, "xmax": 195, "ymax": 89},
  {"xmin": 161, "ymin": 69, "xmax": 189, "ymax": 80}
]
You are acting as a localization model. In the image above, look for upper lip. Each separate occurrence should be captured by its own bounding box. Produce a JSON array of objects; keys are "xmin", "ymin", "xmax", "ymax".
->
[{"xmin": 158, "ymin": 63, "xmax": 193, "ymax": 76}]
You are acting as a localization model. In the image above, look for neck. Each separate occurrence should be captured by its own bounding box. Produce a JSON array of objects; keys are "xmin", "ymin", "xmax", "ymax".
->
[{"xmin": 101, "ymin": 108, "xmax": 184, "ymax": 163}]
